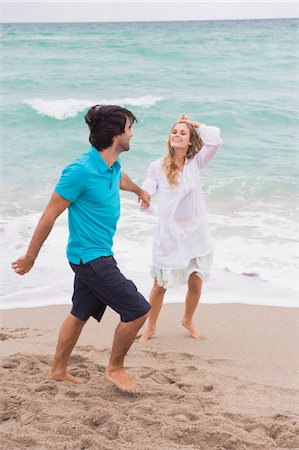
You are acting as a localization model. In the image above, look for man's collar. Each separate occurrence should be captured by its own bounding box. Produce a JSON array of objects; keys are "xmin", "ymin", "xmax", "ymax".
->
[{"xmin": 90, "ymin": 146, "xmax": 120, "ymax": 173}]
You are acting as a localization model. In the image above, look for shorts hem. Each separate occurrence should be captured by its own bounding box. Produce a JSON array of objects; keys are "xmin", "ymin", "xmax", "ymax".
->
[
  {"xmin": 70, "ymin": 310, "xmax": 89, "ymax": 322},
  {"xmin": 120, "ymin": 304, "xmax": 151, "ymax": 323}
]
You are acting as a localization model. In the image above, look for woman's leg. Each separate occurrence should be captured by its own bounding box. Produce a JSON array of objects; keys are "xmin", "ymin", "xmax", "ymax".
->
[
  {"xmin": 139, "ymin": 279, "xmax": 167, "ymax": 342},
  {"xmin": 181, "ymin": 272, "xmax": 205, "ymax": 340}
]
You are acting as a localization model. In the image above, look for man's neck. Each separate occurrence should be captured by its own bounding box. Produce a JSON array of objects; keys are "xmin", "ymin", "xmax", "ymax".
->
[{"xmin": 99, "ymin": 145, "xmax": 121, "ymax": 168}]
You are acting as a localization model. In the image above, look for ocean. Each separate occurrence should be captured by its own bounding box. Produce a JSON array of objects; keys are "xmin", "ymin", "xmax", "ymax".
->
[{"xmin": 1, "ymin": 19, "xmax": 298, "ymax": 309}]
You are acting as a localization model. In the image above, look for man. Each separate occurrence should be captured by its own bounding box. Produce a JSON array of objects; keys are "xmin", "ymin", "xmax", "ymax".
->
[{"xmin": 11, "ymin": 105, "xmax": 151, "ymax": 393}]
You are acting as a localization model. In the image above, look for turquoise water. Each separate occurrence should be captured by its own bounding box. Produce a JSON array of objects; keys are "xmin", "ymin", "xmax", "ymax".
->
[{"xmin": 2, "ymin": 19, "xmax": 299, "ymax": 306}]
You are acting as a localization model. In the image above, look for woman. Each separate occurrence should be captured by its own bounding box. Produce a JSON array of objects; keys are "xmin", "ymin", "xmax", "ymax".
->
[{"xmin": 139, "ymin": 115, "xmax": 223, "ymax": 342}]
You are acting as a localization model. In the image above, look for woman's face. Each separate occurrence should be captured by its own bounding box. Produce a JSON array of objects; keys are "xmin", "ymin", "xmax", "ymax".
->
[{"xmin": 170, "ymin": 122, "xmax": 191, "ymax": 151}]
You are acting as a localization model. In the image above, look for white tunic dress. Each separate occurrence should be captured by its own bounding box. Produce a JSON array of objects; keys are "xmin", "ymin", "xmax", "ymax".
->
[{"xmin": 142, "ymin": 124, "xmax": 223, "ymax": 288}]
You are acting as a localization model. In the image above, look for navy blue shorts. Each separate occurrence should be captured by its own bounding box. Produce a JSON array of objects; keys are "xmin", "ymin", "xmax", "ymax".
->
[{"xmin": 69, "ymin": 256, "xmax": 151, "ymax": 323}]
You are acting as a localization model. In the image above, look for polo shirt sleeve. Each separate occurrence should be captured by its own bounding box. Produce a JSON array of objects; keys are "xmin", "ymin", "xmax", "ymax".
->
[{"xmin": 55, "ymin": 162, "xmax": 87, "ymax": 202}]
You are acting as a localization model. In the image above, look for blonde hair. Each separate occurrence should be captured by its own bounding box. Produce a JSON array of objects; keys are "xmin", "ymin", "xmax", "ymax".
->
[{"xmin": 163, "ymin": 115, "xmax": 203, "ymax": 186}]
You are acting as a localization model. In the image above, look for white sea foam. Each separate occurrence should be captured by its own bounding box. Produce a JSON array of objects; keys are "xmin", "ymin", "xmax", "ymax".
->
[
  {"xmin": 24, "ymin": 99, "xmax": 92, "ymax": 120},
  {"xmin": 2, "ymin": 198, "xmax": 298, "ymax": 310},
  {"xmin": 23, "ymin": 96, "xmax": 164, "ymax": 120},
  {"xmin": 209, "ymin": 209, "xmax": 298, "ymax": 293},
  {"xmin": 115, "ymin": 198, "xmax": 299, "ymax": 294}
]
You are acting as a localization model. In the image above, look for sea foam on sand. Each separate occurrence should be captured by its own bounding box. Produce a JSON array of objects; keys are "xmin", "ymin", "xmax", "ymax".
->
[{"xmin": 2, "ymin": 212, "xmax": 299, "ymax": 310}]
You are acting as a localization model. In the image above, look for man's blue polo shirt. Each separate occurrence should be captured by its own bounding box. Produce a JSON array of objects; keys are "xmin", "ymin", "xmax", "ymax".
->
[{"xmin": 55, "ymin": 146, "xmax": 122, "ymax": 264}]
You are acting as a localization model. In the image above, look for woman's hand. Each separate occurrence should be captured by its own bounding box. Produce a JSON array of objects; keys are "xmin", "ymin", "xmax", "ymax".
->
[
  {"xmin": 178, "ymin": 114, "xmax": 201, "ymax": 128},
  {"xmin": 138, "ymin": 190, "xmax": 151, "ymax": 209}
]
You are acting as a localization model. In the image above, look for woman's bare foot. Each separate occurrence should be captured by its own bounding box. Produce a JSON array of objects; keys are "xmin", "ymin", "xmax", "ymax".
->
[
  {"xmin": 104, "ymin": 368, "xmax": 141, "ymax": 393},
  {"xmin": 139, "ymin": 328, "xmax": 156, "ymax": 343},
  {"xmin": 48, "ymin": 371, "xmax": 85, "ymax": 384},
  {"xmin": 181, "ymin": 320, "xmax": 205, "ymax": 340}
]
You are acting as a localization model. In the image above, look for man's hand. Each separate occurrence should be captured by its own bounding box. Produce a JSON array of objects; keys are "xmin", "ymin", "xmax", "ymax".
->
[
  {"xmin": 11, "ymin": 255, "xmax": 35, "ymax": 276},
  {"xmin": 120, "ymin": 172, "xmax": 151, "ymax": 208},
  {"xmin": 138, "ymin": 190, "xmax": 151, "ymax": 209},
  {"xmin": 11, "ymin": 192, "xmax": 70, "ymax": 276}
]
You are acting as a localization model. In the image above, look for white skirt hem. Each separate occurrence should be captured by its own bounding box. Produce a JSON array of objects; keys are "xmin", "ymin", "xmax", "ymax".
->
[{"xmin": 151, "ymin": 253, "xmax": 213, "ymax": 289}]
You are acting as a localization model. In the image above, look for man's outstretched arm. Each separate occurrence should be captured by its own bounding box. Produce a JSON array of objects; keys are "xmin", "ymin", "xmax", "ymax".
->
[
  {"xmin": 11, "ymin": 192, "xmax": 71, "ymax": 275},
  {"xmin": 120, "ymin": 172, "xmax": 150, "ymax": 208}
]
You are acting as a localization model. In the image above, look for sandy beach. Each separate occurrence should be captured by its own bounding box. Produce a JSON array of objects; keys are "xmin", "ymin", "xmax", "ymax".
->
[{"xmin": 1, "ymin": 302, "xmax": 298, "ymax": 450}]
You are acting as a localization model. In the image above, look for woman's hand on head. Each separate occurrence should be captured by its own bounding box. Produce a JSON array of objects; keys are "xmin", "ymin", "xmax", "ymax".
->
[
  {"xmin": 178, "ymin": 114, "xmax": 189, "ymax": 122},
  {"xmin": 177, "ymin": 114, "xmax": 201, "ymax": 128}
]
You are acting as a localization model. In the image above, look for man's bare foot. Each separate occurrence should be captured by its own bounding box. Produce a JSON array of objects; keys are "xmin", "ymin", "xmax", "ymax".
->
[
  {"xmin": 139, "ymin": 328, "xmax": 156, "ymax": 343},
  {"xmin": 181, "ymin": 321, "xmax": 205, "ymax": 340},
  {"xmin": 48, "ymin": 371, "xmax": 85, "ymax": 384},
  {"xmin": 104, "ymin": 367, "xmax": 141, "ymax": 393}
]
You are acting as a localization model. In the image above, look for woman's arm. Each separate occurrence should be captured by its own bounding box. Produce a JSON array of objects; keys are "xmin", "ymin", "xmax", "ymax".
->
[
  {"xmin": 181, "ymin": 116, "xmax": 223, "ymax": 169},
  {"xmin": 196, "ymin": 124, "xmax": 223, "ymax": 169},
  {"xmin": 142, "ymin": 162, "xmax": 158, "ymax": 196},
  {"xmin": 140, "ymin": 162, "xmax": 159, "ymax": 209}
]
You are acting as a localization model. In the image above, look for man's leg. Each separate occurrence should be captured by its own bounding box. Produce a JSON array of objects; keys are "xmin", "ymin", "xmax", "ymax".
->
[
  {"xmin": 49, "ymin": 313, "xmax": 86, "ymax": 384},
  {"xmin": 139, "ymin": 279, "xmax": 167, "ymax": 342},
  {"xmin": 181, "ymin": 272, "xmax": 204, "ymax": 340},
  {"xmin": 105, "ymin": 312, "xmax": 149, "ymax": 393},
  {"xmin": 75, "ymin": 256, "xmax": 151, "ymax": 392}
]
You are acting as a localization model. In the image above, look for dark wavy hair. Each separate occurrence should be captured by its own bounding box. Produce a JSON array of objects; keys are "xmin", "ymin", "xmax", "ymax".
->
[{"xmin": 85, "ymin": 105, "xmax": 137, "ymax": 151}]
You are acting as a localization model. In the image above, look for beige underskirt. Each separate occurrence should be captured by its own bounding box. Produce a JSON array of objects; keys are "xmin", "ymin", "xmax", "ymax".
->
[{"xmin": 151, "ymin": 253, "xmax": 213, "ymax": 289}]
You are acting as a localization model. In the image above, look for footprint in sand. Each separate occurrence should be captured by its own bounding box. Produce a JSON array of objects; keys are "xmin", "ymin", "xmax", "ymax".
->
[
  {"xmin": 69, "ymin": 367, "xmax": 91, "ymax": 380},
  {"xmin": 167, "ymin": 408, "xmax": 199, "ymax": 422},
  {"xmin": 142, "ymin": 350, "xmax": 198, "ymax": 364},
  {"xmin": 35, "ymin": 381, "xmax": 59, "ymax": 394},
  {"xmin": 128, "ymin": 404, "xmax": 161, "ymax": 427},
  {"xmin": 2, "ymin": 356, "xmax": 20, "ymax": 369},
  {"xmin": 21, "ymin": 413, "xmax": 37, "ymax": 425},
  {"xmin": 203, "ymin": 384, "xmax": 214, "ymax": 392},
  {"xmin": 14, "ymin": 436, "xmax": 37, "ymax": 447},
  {"xmin": 69, "ymin": 354, "xmax": 88, "ymax": 364},
  {"xmin": 76, "ymin": 345, "xmax": 96, "ymax": 352},
  {"xmin": 185, "ymin": 365, "xmax": 198, "ymax": 372},
  {"xmin": 23, "ymin": 359, "xmax": 43, "ymax": 375},
  {"xmin": 176, "ymin": 382, "xmax": 193, "ymax": 392},
  {"xmin": 0, "ymin": 328, "xmax": 44, "ymax": 343},
  {"xmin": 2, "ymin": 354, "xmax": 45, "ymax": 375},
  {"xmin": 84, "ymin": 412, "xmax": 111, "ymax": 428},
  {"xmin": 206, "ymin": 358, "xmax": 234, "ymax": 366},
  {"xmin": 103, "ymin": 421, "xmax": 120, "ymax": 440},
  {"xmin": 64, "ymin": 390, "xmax": 80, "ymax": 398},
  {"xmin": 222, "ymin": 412, "xmax": 299, "ymax": 448},
  {"xmin": 0, "ymin": 409, "xmax": 19, "ymax": 423},
  {"xmin": 0, "ymin": 333, "xmax": 9, "ymax": 341},
  {"xmin": 176, "ymin": 381, "xmax": 213, "ymax": 393},
  {"xmin": 83, "ymin": 411, "xmax": 120, "ymax": 439},
  {"xmin": 141, "ymin": 368, "xmax": 177, "ymax": 384},
  {"xmin": 95, "ymin": 363, "xmax": 106, "ymax": 373}
]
